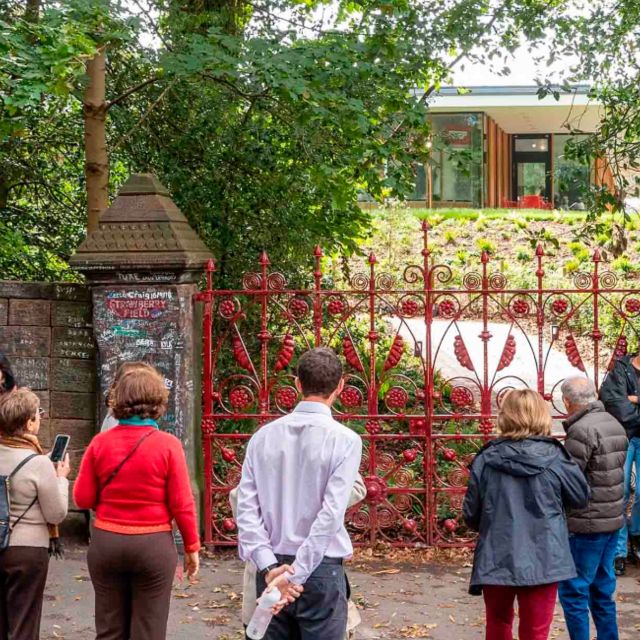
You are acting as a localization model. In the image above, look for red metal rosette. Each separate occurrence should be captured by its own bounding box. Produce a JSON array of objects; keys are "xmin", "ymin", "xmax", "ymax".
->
[
  {"xmin": 274, "ymin": 386, "xmax": 298, "ymax": 411},
  {"xmin": 327, "ymin": 297, "xmax": 347, "ymax": 316},
  {"xmin": 551, "ymin": 297, "xmax": 568, "ymax": 316},
  {"xmin": 450, "ymin": 386, "xmax": 474, "ymax": 409},
  {"xmin": 386, "ymin": 386, "xmax": 409, "ymax": 409},
  {"xmin": 229, "ymin": 386, "xmax": 253, "ymax": 410},
  {"xmin": 339, "ymin": 385, "xmax": 363, "ymax": 408}
]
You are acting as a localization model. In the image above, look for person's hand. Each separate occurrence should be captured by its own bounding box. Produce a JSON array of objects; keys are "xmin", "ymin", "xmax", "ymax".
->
[
  {"xmin": 56, "ymin": 454, "xmax": 71, "ymax": 479},
  {"xmin": 265, "ymin": 565, "xmax": 303, "ymax": 613},
  {"xmin": 629, "ymin": 395, "xmax": 638, "ymax": 404},
  {"xmin": 184, "ymin": 551, "xmax": 199, "ymax": 582}
]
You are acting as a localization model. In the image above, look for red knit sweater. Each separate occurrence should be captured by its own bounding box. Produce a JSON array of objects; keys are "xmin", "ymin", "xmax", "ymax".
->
[{"xmin": 74, "ymin": 426, "xmax": 200, "ymax": 552}]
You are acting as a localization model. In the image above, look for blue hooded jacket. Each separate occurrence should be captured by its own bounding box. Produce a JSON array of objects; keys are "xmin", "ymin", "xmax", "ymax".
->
[{"xmin": 463, "ymin": 437, "xmax": 589, "ymax": 593}]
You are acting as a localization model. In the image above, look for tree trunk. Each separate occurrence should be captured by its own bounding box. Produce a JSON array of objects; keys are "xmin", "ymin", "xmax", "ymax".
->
[
  {"xmin": 83, "ymin": 48, "xmax": 109, "ymax": 234},
  {"xmin": 25, "ymin": 0, "xmax": 40, "ymax": 22}
]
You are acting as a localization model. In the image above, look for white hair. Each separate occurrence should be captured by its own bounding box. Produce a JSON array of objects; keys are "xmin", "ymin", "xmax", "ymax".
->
[{"xmin": 561, "ymin": 376, "xmax": 598, "ymax": 407}]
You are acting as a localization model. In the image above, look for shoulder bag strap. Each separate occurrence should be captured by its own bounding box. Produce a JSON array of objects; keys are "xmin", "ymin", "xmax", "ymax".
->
[
  {"xmin": 8, "ymin": 453, "xmax": 40, "ymax": 531},
  {"xmin": 8, "ymin": 453, "xmax": 39, "ymax": 482},
  {"xmin": 98, "ymin": 430, "xmax": 156, "ymax": 500}
]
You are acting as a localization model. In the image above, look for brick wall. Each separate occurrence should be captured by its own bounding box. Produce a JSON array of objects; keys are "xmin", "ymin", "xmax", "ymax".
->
[{"xmin": 0, "ymin": 282, "xmax": 97, "ymax": 493}]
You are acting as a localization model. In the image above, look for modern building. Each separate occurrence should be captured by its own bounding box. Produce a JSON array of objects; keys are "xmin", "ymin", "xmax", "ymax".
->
[{"xmin": 408, "ymin": 85, "xmax": 612, "ymax": 209}]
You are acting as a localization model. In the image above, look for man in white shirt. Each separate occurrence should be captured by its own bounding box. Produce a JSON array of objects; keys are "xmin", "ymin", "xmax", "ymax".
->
[{"xmin": 237, "ymin": 347, "xmax": 363, "ymax": 639}]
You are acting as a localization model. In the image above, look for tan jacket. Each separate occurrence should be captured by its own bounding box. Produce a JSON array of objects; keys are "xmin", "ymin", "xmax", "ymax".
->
[
  {"xmin": 0, "ymin": 446, "xmax": 68, "ymax": 548},
  {"xmin": 230, "ymin": 474, "xmax": 366, "ymax": 629}
]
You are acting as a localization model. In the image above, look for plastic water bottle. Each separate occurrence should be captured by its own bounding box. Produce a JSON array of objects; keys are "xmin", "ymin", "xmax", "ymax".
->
[{"xmin": 246, "ymin": 587, "xmax": 282, "ymax": 639}]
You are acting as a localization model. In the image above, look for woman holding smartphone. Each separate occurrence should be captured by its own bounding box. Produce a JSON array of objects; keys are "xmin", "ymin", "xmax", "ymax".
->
[
  {"xmin": 74, "ymin": 364, "xmax": 200, "ymax": 640},
  {"xmin": 0, "ymin": 388, "xmax": 70, "ymax": 640}
]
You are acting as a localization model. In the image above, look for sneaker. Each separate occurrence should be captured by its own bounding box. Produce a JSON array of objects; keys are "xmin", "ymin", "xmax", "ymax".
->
[{"xmin": 614, "ymin": 557, "xmax": 626, "ymax": 577}]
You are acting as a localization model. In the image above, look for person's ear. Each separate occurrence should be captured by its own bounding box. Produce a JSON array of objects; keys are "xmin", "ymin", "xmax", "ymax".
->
[
  {"xmin": 336, "ymin": 378, "xmax": 345, "ymax": 395},
  {"xmin": 294, "ymin": 378, "xmax": 303, "ymax": 395},
  {"xmin": 562, "ymin": 396, "xmax": 570, "ymax": 413}
]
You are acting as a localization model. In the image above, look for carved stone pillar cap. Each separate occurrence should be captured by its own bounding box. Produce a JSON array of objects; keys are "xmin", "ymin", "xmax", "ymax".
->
[{"xmin": 70, "ymin": 173, "xmax": 213, "ymax": 284}]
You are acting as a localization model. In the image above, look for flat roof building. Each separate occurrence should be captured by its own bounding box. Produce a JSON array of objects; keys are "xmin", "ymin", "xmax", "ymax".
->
[{"xmin": 404, "ymin": 85, "xmax": 610, "ymax": 210}]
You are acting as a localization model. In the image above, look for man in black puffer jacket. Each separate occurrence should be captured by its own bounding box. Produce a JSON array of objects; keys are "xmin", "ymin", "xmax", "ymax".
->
[
  {"xmin": 600, "ymin": 354, "xmax": 640, "ymax": 573},
  {"xmin": 558, "ymin": 376, "xmax": 627, "ymax": 640}
]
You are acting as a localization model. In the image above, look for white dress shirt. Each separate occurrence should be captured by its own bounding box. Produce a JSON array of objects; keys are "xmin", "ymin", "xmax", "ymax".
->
[{"xmin": 236, "ymin": 401, "xmax": 363, "ymax": 585}]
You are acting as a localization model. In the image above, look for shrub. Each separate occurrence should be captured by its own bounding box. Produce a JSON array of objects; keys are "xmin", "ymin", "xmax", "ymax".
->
[
  {"xmin": 455, "ymin": 249, "xmax": 469, "ymax": 266},
  {"xmin": 513, "ymin": 218, "xmax": 528, "ymax": 230},
  {"xmin": 565, "ymin": 259, "xmax": 581, "ymax": 274},
  {"xmin": 516, "ymin": 246, "xmax": 531, "ymax": 262},
  {"xmin": 568, "ymin": 241, "xmax": 591, "ymax": 263},
  {"xmin": 475, "ymin": 217, "xmax": 488, "ymax": 231},
  {"xmin": 612, "ymin": 256, "xmax": 636, "ymax": 274},
  {"xmin": 475, "ymin": 238, "xmax": 496, "ymax": 255},
  {"xmin": 443, "ymin": 230, "xmax": 457, "ymax": 245}
]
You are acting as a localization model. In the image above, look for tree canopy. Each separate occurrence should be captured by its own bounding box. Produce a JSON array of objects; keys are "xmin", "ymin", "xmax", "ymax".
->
[{"xmin": 1, "ymin": 0, "xmax": 638, "ymax": 282}]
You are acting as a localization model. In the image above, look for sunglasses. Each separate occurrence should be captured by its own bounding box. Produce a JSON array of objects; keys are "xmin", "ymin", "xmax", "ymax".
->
[{"xmin": 37, "ymin": 408, "xmax": 45, "ymax": 418}]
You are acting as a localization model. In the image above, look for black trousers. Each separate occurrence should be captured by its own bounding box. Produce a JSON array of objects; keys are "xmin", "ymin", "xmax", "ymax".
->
[
  {"xmin": 255, "ymin": 556, "xmax": 348, "ymax": 640},
  {"xmin": 88, "ymin": 529, "xmax": 178, "ymax": 640},
  {"xmin": 0, "ymin": 546, "xmax": 49, "ymax": 640}
]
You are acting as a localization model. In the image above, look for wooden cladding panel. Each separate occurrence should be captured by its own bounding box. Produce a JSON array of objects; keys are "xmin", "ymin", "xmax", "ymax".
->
[{"xmin": 485, "ymin": 116, "xmax": 510, "ymax": 208}]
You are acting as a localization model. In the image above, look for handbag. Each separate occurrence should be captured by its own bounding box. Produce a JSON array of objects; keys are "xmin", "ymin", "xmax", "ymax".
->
[
  {"xmin": 0, "ymin": 454, "xmax": 40, "ymax": 551},
  {"xmin": 97, "ymin": 431, "xmax": 156, "ymax": 502}
]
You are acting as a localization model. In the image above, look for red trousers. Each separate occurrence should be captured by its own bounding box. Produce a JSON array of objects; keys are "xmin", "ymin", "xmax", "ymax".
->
[{"xmin": 483, "ymin": 583, "xmax": 558, "ymax": 640}]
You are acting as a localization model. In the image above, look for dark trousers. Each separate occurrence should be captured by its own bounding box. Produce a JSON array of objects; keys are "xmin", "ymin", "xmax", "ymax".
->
[
  {"xmin": 88, "ymin": 529, "xmax": 178, "ymax": 640},
  {"xmin": 558, "ymin": 531, "xmax": 620, "ymax": 640},
  {"xmin": 483, "ymin": 583, "xmax": 558, "ymax": 640},
  {"xmin": 255, "ymin": 556, "xmax": 348, "ymax": 640},
  {"xmin": 0, "ymin": 546, "xmax": 49, "ymax": 640}
]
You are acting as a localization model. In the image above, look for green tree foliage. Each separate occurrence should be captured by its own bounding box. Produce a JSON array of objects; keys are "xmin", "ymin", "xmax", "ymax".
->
[
  {"xmin": 3, "ymin": 0, "xmax": 628, "ymax": 283},
  {"xmin": 543, "ymin": 0, "xmax": 640, "ymax": 255}
]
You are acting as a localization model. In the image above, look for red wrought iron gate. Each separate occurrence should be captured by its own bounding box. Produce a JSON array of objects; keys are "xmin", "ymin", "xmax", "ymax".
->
[{"xmin": 195, "ymin": 221, "xmax": 640, "ymax": 548}]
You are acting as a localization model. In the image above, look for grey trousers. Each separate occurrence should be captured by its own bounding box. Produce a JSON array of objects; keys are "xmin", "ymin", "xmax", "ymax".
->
[{"xmin": 255, "ymin": 557, "xmax": 348, "ymax": 640}]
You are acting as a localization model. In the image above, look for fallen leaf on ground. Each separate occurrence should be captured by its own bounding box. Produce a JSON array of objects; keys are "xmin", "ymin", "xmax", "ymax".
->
[{"xmin": 370, "ymin": 568, "xmax": 401, "ymax": 575}]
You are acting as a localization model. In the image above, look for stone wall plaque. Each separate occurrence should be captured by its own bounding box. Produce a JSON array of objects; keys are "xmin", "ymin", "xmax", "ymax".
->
[
  {"xmin": 52, "ymin": 301, "xmax": 92, "ymax": 328},
  {"xmin": 51, "ymin": 392, "xmax": 96, "ymax": 421},
  {"xmin": 0, "ymin": 326, "xmax": 51, "ymax": 357},
  {"xmin": 0, "ymin": 299, "xmax": 6, "ymax": 325},
  {"xmin": 93, "ymin": 285, "xmax": 195, "ymax": 441},
  {"xmin": 12, "ymin": 357, "xmax": 50, "ymax": 390},
  {"xmin": 8, "ymin": 299, "xmax": 51, "ymax": 326},
  {"xmin": 53, "ymin": 327, "xmax": 96, "ymax": 360},
  {"xmin": 52, "ymin": 358, "xmax": 96, "ymax": 393},
  {"xmin": 51, "ymin": 419, "xmax": 94, "ymax": 450}
]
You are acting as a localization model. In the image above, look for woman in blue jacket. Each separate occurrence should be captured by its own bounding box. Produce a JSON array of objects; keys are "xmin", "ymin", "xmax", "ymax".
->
[{"xmin": 463, "ymin": 389, "xmax": 589, "ymax": 640}]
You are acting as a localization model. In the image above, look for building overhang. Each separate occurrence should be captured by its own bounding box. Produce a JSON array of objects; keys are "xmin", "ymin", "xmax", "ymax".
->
[{"xmin": 426, "ymin": 85, "xmax": 602, "ymax": 134}]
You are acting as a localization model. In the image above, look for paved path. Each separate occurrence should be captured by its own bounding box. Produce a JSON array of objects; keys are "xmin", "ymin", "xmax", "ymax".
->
[
  {"xmin": 43, "ymin": 547, "xmax": 640, "ymax": 640},
  {"xmin": 393, "ymin": 318, "xmax": 589, "ymax": 431}
]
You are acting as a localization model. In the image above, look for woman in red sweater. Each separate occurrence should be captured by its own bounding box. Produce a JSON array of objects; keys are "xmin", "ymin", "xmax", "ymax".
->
[{"xmin": 74, "ymin": 364, "xmax": 200, "ymax": 640}]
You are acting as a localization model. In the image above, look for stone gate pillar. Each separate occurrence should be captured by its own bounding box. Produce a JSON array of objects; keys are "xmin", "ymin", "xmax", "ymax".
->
[{"xmin": 70, "ymin": 174, "xmax": 213, "ymax": 509}]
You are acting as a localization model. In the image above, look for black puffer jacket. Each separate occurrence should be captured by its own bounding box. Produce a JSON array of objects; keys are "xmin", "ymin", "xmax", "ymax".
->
[
  {"xmin": 563, "ymin": 401, "xmax": 628, "ymax": 534},
  {"xmin": 600, "ymin": 356, "xmax": 640, "ymax": 439},
  {"xmin": 463, "ymin": 437, "xmax": 589, "ymax": 593}
]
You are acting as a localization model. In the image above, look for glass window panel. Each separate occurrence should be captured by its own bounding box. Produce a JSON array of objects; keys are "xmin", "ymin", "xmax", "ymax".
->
[
  {"xmin": 431, "ymin": 113, "xmax": 483, "ymax": 207},
  {"xmin": 517, "ymin": 162, "xmax": 547, "ymax": 197},
  {"xmin": 553, "ymin": 134, "xmax": 590, "ymax": 210},
  {"xmin": 514, "ymin": 137, "xmax": 549, "ymax": 152},
  {"xmin": 408, "ymin": 164, "xmax": 427, "ymax": 200}
]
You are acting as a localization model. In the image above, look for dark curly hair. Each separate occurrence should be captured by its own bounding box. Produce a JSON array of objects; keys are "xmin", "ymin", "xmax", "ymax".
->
[
  {"xmin": 0, "ymin": 352, "xmax": 17, "ymax": 394},
  {"xmin": 111, "ymin": 366, "xmax": 169, "ymax": 421}
]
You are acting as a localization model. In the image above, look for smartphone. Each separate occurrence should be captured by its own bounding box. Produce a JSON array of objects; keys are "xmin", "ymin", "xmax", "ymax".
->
[{"xmin": 50, "ymin": 434, "xmax": 71, "ymax": 463}]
